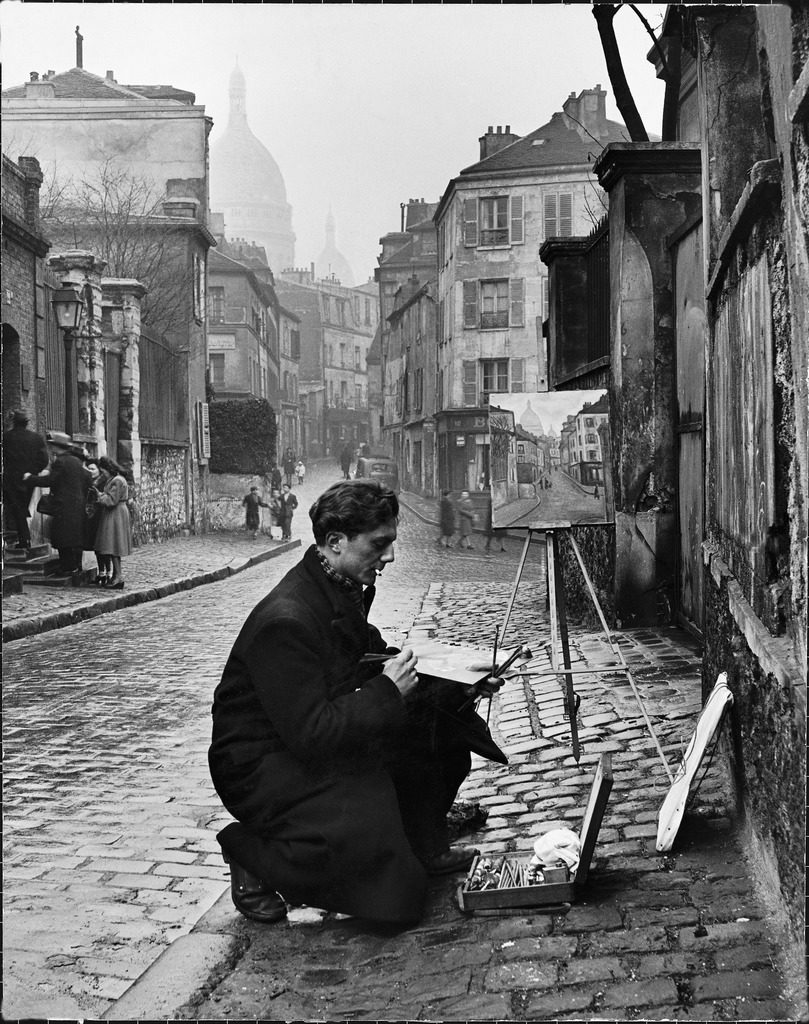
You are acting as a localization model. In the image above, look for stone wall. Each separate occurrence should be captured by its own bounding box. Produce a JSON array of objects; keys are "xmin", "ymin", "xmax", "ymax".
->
[
  {"xmin": 134, "ymin": 444, "xmax": 189, "ymax": 544},
  {"xmin": 207, "ymin": 472, "xmax": 275, "ymax": 532}
]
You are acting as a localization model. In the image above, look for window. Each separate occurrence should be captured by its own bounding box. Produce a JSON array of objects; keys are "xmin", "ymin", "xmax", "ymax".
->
[
  {"xmin": 544, "ymin": 192, "xmax": 573, "ymax": 238},
  {"xmin": 209, "ymin": 353, "xmax": 225, "ymax": 386},
  {"xmin": 586, "ymin": 433, "xmax": 598, "ymax": 444},
  {"xmin": 463, "ymin": 195, "xmax": 524, "ymax": 247},
  {"xmin": 209, "ymin": 287, "xmax": 225, "ymax": 323},
  {"xmin": 511, "ymin": 358, "xmax": 525, "ymax": 393},
  {"xmin": 355, "ymin": 383, "xmax": 362, "ymax": 408},
  {"xmin": 354, "ymin": 346, "xmax": 361, "ymax": 369},
  {"xmin": 193, "ymin": 253, "xmax": 204, "ymax": 321},
  {"xmin": 340, "ymin": 343, "xmax": 346, "ymax": 367},
  {"xmin": 481, "ymin": 359, "xmax": 509, "ymax": 403},
  {"xmin": 588, "ymin": 450, "xmax": 598, "ymax": 460},
  {"xmin": 462, "ymin": 360, "xmax": 477, "ymax": 407},
  {"xmin": 463, "ymin": 278, "xmax": 525, "ymax": 329},
  {"xmin": 480, "ymin": 196, "xmax": 509, "ymax": 246},
  {"xmin": 480, "ymin": 280, "xmax": 509, "ymax": 329},
  {"xmin": 365, "ymin": 298, "xmax": 371, "ymax": 324}
]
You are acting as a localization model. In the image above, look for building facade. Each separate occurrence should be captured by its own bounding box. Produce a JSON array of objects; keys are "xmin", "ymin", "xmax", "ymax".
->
[
  {"xmin": 385, "ymin": 277, "xmax": 438, "ymax": 496},
  {"xmin": 276, "ymin": 269, "xmax": 374, "ymax": 457},
  {"xmin": 434, "ymin": 89, "xmax": 627, "ymax": 494},
  {"xmin": 2, "ymin": 52, "xmax": 215, "ymax": 536},
  {"xmin": 375, "ymin": 199, "xmax": 438, "ymax": 467}
]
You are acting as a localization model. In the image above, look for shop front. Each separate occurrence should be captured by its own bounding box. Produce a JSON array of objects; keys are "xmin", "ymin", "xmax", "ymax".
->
[{"xmin": 436, "ymin": 411, "xmax": 490, "ymax": 493}]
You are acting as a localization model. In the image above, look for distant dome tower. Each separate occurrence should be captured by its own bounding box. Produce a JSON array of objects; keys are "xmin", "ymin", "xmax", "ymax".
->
[
  {"xmin": 316, "ymin": 208, "xmax": 355, "ymax": 286},
  {"xmin": 520, "ymin": 399, "xmax": 545, "ymax": 437},
  {"xmin": 209, "ymin": 64, "xmax": 295, "ymax": 273}
]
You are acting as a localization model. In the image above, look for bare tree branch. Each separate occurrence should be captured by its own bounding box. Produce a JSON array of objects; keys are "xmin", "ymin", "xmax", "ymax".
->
[
  {"xmin": 42, "ymin": 159, "xmax": 192, "ymax": 338},
  {"xmin": 629, "ymin": 3, "xmax": 681, "ymax": 141},
  {"xmin": 592, "ymin": 3, "xmax": 649, "ymax": 143}
]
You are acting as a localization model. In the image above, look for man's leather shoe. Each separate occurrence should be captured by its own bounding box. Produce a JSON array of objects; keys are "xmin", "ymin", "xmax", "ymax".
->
[
  {"xmin": 226, "ymin": 857, "xmax": 287, "ymax": 923},
  {"xmin": 426, "ymin": 845, "xmax": 480, "ymax": 875}
]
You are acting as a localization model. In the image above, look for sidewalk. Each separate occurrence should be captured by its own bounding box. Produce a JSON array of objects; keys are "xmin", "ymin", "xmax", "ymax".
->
[
  {"xmin": 110, "ymin": 605, "xmax": 799, "ymax": 1021},
  {"xmin": 1, "ymin": 485, "xmax": 454, "ymax": 644}
]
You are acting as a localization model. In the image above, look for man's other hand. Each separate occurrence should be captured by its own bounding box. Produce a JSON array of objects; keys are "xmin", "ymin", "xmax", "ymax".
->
[{"xmin": 382, "ymin": 647, "xmax": 419, "ymax": 698}]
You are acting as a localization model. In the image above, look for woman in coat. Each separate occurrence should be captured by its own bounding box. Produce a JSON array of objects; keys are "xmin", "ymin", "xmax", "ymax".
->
[
  {"xmin": 94, "ymin": 456, "xmax": 132, "ymax": 589},
  {"xmin": 25, "ymin": 431, "xmax": 92, "ymax": 575},
  {"xmin": 438, "ymin": 490, "xmax": 456, "ymax": 548},
  {"xmin": 455, "ymin": 490, "xmax": 476, "ymax": 550}
]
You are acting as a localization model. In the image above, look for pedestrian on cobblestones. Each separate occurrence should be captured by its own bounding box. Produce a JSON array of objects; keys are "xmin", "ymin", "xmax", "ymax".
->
[
  {"xmin": 242, "ymin": 486, "xmax": 269, "ymax": 539},
  {"xmin": 278, "ymin": 483, "xmax": 298, "ymax": 540},
  {"xmin": 438, "ymin": 490, "xmax": 456, "ymax": 548},
  {"xmin": 270, "ymin": 464, "xmax": 282, "ymax": 491},
  {"xmin": 455, "ymin": 489, "xmax": 475, "ymax": 550},
  {"xmin": 209, "ymin": 479, "xmax": 484, "ymax": 926},
  {"xmin": 93, "ymin": 456, "xmax": 132, "ymax": 589},
  {"xmin": 283, "ymin": 449, "xmax": 295, "ymax": 488},
  {"xmin": 84, "ymin": 459, "xmax": 111, "ymax": 583},
  {"xmin": 295, "ymin": 459, "xmax": 306, "ymax": 486},
  {"xmin": 339, "ymin": 443, "xmax": 353, "ymax": 480},
  {"xmin": 25, "ymin": 431, "xmax": 92, "ymax": 576},
  {"xmin": 2, "ymin": 410, "xmax": 49, "ymax": 550}
]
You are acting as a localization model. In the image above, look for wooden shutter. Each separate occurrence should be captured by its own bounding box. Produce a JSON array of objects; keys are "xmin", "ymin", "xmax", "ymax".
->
[
  {"xmin": 510, "ymin": 278, "xmax": 525, "ymax": 327},
  {"xmin": 511, "ymin": 358, "xmax": 525, "ymax": 393},
  {"xmin": 510, "ymin": 195, "xmax": 524, "ymax": 244},
  {"xmin": 462, "ymin": 360, "xmax": 478, "ymax": 407},
  {"xmin": 463, "ymin": 197, "xmax": 478, "ymax": 247},
  {"xmin": 560, "ymin": 193, "xmax": 573, "ymax": 236},
  {"xmin": 463, "ymin": 280, "xmax": 478, "ymax": 328},
  {"xmin": 544, "ymin": 193, "xmax": 557, "ymax": 238}
]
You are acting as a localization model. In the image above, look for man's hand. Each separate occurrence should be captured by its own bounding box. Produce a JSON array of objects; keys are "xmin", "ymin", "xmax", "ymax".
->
[
  {"xmin": 461, "ymin": 674, "xmax": 506, "ymax": 700},
  {"xmin": 382, "ymin": 647, "xmax": 419, "ymax": 698}
]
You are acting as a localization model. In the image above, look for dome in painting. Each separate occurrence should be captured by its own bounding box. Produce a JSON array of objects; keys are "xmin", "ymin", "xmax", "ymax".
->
[{"xmin": 520, "ymin": 399, "xmax": 545, "ymax": 436}]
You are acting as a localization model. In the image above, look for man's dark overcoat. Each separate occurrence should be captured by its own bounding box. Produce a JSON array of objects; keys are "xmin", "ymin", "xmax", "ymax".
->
[
  {"xmin": 2, "ymin": 424, "xmax": 49, "ymax": 500},
  {"xmin": 30, "ymin": 452, "xmax": 92, "ymax": 549},
  {"xmin": 209, "ymin": 545, "xmax": 430, "ymax": 922}
]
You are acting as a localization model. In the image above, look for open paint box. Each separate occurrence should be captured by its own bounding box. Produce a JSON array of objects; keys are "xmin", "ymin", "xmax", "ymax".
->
[{"xmin": 458, "ymin": 752, "xmax": 613, "ymax": 912}]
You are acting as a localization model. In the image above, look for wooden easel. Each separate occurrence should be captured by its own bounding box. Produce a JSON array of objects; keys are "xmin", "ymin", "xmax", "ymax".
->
[{"xmin": 495, "ymin": 523, "xmax": 674, "ymax": 780}]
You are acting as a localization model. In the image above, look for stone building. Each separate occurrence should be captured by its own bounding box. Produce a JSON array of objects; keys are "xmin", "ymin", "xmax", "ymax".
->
[
  {"xmin": 276, "ymin": 268, "xmax": 374, "ymax": 457},
  {"xmin": 375, "ymin": 199, "xmax": 438, "ymax": 467},
  {"xmin": 2, "ymin": 44, "xmax": 215, "ymax": 537},
  {"xmin": 206, "ymin": 242, "xmax": 281, "ymax": 408},
  {"xmin": 1, "ymin": 155, "xmax": 49, "ymax": 432},
  {"xmin": 385, "ymin": 276, "xmax": 438, "ymax": 496},
  {"xmin": 543, "ymin": 4, "xmax": 807, "ymax": 992},
  {"xmin": 434, "ymin": 89, "xmax": 627, "ymax": 494},
  {"xmin": 209, "ymin": 65, "xmax": 295, "ymax": 276}
]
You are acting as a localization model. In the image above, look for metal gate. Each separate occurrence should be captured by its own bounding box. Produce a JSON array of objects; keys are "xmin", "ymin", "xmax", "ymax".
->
[{"xmin": 673, "ymin": 221, "xmax": 705, "ymax": 635}]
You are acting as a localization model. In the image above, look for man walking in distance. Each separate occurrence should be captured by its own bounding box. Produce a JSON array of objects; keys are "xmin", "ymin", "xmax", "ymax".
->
[
  {"xmin": 208, "ymin": 480, "xmax": 490, "ymax": 926},
  {"xmin": 2, "ymin": 410, "xmax": 48, "ymax": 549}
]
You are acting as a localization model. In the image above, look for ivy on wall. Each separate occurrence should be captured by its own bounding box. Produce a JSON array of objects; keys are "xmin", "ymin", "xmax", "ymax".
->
[{"xmin": 209, "ymin": 398, "xmax": 277, "ymax": 475}]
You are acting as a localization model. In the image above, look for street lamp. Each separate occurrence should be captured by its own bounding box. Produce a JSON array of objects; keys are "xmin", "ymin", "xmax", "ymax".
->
[{"xmin": 51, "ymin": 286, "xmax": 84, "ymax": 437}]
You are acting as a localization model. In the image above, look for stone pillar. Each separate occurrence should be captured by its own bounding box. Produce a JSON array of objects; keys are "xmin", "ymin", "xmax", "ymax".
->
[
  {"xmin": 593, "ymin": 144, "xmax": 702, "ymax": 626},
  {"xmin": 102, "ymin": 279, "xmax": 146, "ymax": 485},
  {"xmin": 46, "ymin": 251, "xmax": 107, "ymax": 448}
]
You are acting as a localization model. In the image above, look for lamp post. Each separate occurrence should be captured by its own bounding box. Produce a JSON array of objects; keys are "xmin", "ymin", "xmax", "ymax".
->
[{"xmin": 51, "ymin": 286, "xmax": 84, "ymax": 437}]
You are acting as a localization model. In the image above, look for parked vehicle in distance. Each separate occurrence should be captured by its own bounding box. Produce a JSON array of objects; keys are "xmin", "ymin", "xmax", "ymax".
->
[{"xmin": 354, "ymin": 455, "xmax": 399, "ymax": 494}]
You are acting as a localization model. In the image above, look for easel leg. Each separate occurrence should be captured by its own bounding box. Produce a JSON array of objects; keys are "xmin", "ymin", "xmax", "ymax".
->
[
  {"xmin": 547, "ymin": 530, "xmax": 581, "ymax": 763},
  {"xmin": 566, "ymin": 531, "xmax": 673, "ymax": 782},
  {"xmin": 499, "ymin": 528, "xmax": 533, "ymax": 643}
]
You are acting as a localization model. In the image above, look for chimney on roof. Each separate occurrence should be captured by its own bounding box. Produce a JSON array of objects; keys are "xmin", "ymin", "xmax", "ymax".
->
[
  {"xmin": 105, "ymin": 70, "xmax": 115, "ymax": 83},
  {"xmin": 25, "ymin": 72, "xmax": 56, "ymax": 99},
  {"xmin": 562, "ymin": 85, "xmax": 608, "ymax": 138},
  {"xmin": 479, "ymin": 124, "xmax": 520, "ymax": 161},
  {"xmin": 75, "ymin": 25, "xmax": 83, "ymax": 69}
]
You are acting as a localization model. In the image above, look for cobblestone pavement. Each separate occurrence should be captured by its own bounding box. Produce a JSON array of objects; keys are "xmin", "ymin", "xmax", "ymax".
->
[{"xmin": 2, "ymin": 470, "xmax": 800, "ymax": 1021}]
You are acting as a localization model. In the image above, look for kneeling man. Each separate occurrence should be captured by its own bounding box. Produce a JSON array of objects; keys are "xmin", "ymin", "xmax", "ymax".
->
[{"xmin": 208, "ymin": 480, "xmax": 483, "ymax": 925}]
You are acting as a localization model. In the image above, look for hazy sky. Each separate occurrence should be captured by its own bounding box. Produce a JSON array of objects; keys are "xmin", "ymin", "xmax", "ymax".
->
[{"xmin": 2, "ymin": 3, "xmax": 668, "ymax": 284}]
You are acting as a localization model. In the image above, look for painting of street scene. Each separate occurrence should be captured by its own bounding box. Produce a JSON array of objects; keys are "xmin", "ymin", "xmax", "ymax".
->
[{"xmin": 488, "ymin": 390, "xmax": 614, "ymax": 529}]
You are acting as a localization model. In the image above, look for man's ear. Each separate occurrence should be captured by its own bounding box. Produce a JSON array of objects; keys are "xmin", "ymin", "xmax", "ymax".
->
[{"xmin": 326, "ymin": 531, "xmax": 345, "ymax": 553}]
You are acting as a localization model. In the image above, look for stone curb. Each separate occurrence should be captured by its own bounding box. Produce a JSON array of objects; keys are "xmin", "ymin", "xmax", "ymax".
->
[{"xmin": 2, "ymin": 539, "xmax": 301, "ymax": 644}]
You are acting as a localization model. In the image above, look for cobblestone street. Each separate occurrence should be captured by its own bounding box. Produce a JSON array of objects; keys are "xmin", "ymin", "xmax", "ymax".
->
[{"xmin": 1, "ymin": 477, "xmax": 799, "ymax": 1020}]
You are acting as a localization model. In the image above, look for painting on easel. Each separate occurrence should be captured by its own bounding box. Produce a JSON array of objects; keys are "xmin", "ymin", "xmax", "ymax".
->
[{"xmin": 488, "ymin": 390, "xmax": 614, "ymax": 530}]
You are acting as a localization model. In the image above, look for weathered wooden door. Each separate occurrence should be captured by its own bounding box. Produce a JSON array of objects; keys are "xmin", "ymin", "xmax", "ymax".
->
[{"xmin": 673, "ymin": 222, "xmax": 705, "ymax": 634}]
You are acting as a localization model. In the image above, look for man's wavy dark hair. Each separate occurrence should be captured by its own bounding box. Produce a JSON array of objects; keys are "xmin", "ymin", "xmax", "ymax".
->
[{"xmin": 309, "ymin": 480, "xmax": 399, "ymax": 545}]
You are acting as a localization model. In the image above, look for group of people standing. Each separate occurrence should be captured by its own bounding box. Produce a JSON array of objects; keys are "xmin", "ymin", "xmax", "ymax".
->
[
  {"xmin": 242, "ymin": 483, "xmax": 298, "ymax": 541},
  {"xmin": 438, "ymin": 488, "xmax": 506, "ymax": 554},
  {"xmin": 3, "ymin": 411, "xmax": 132, "ymax": 587}
]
